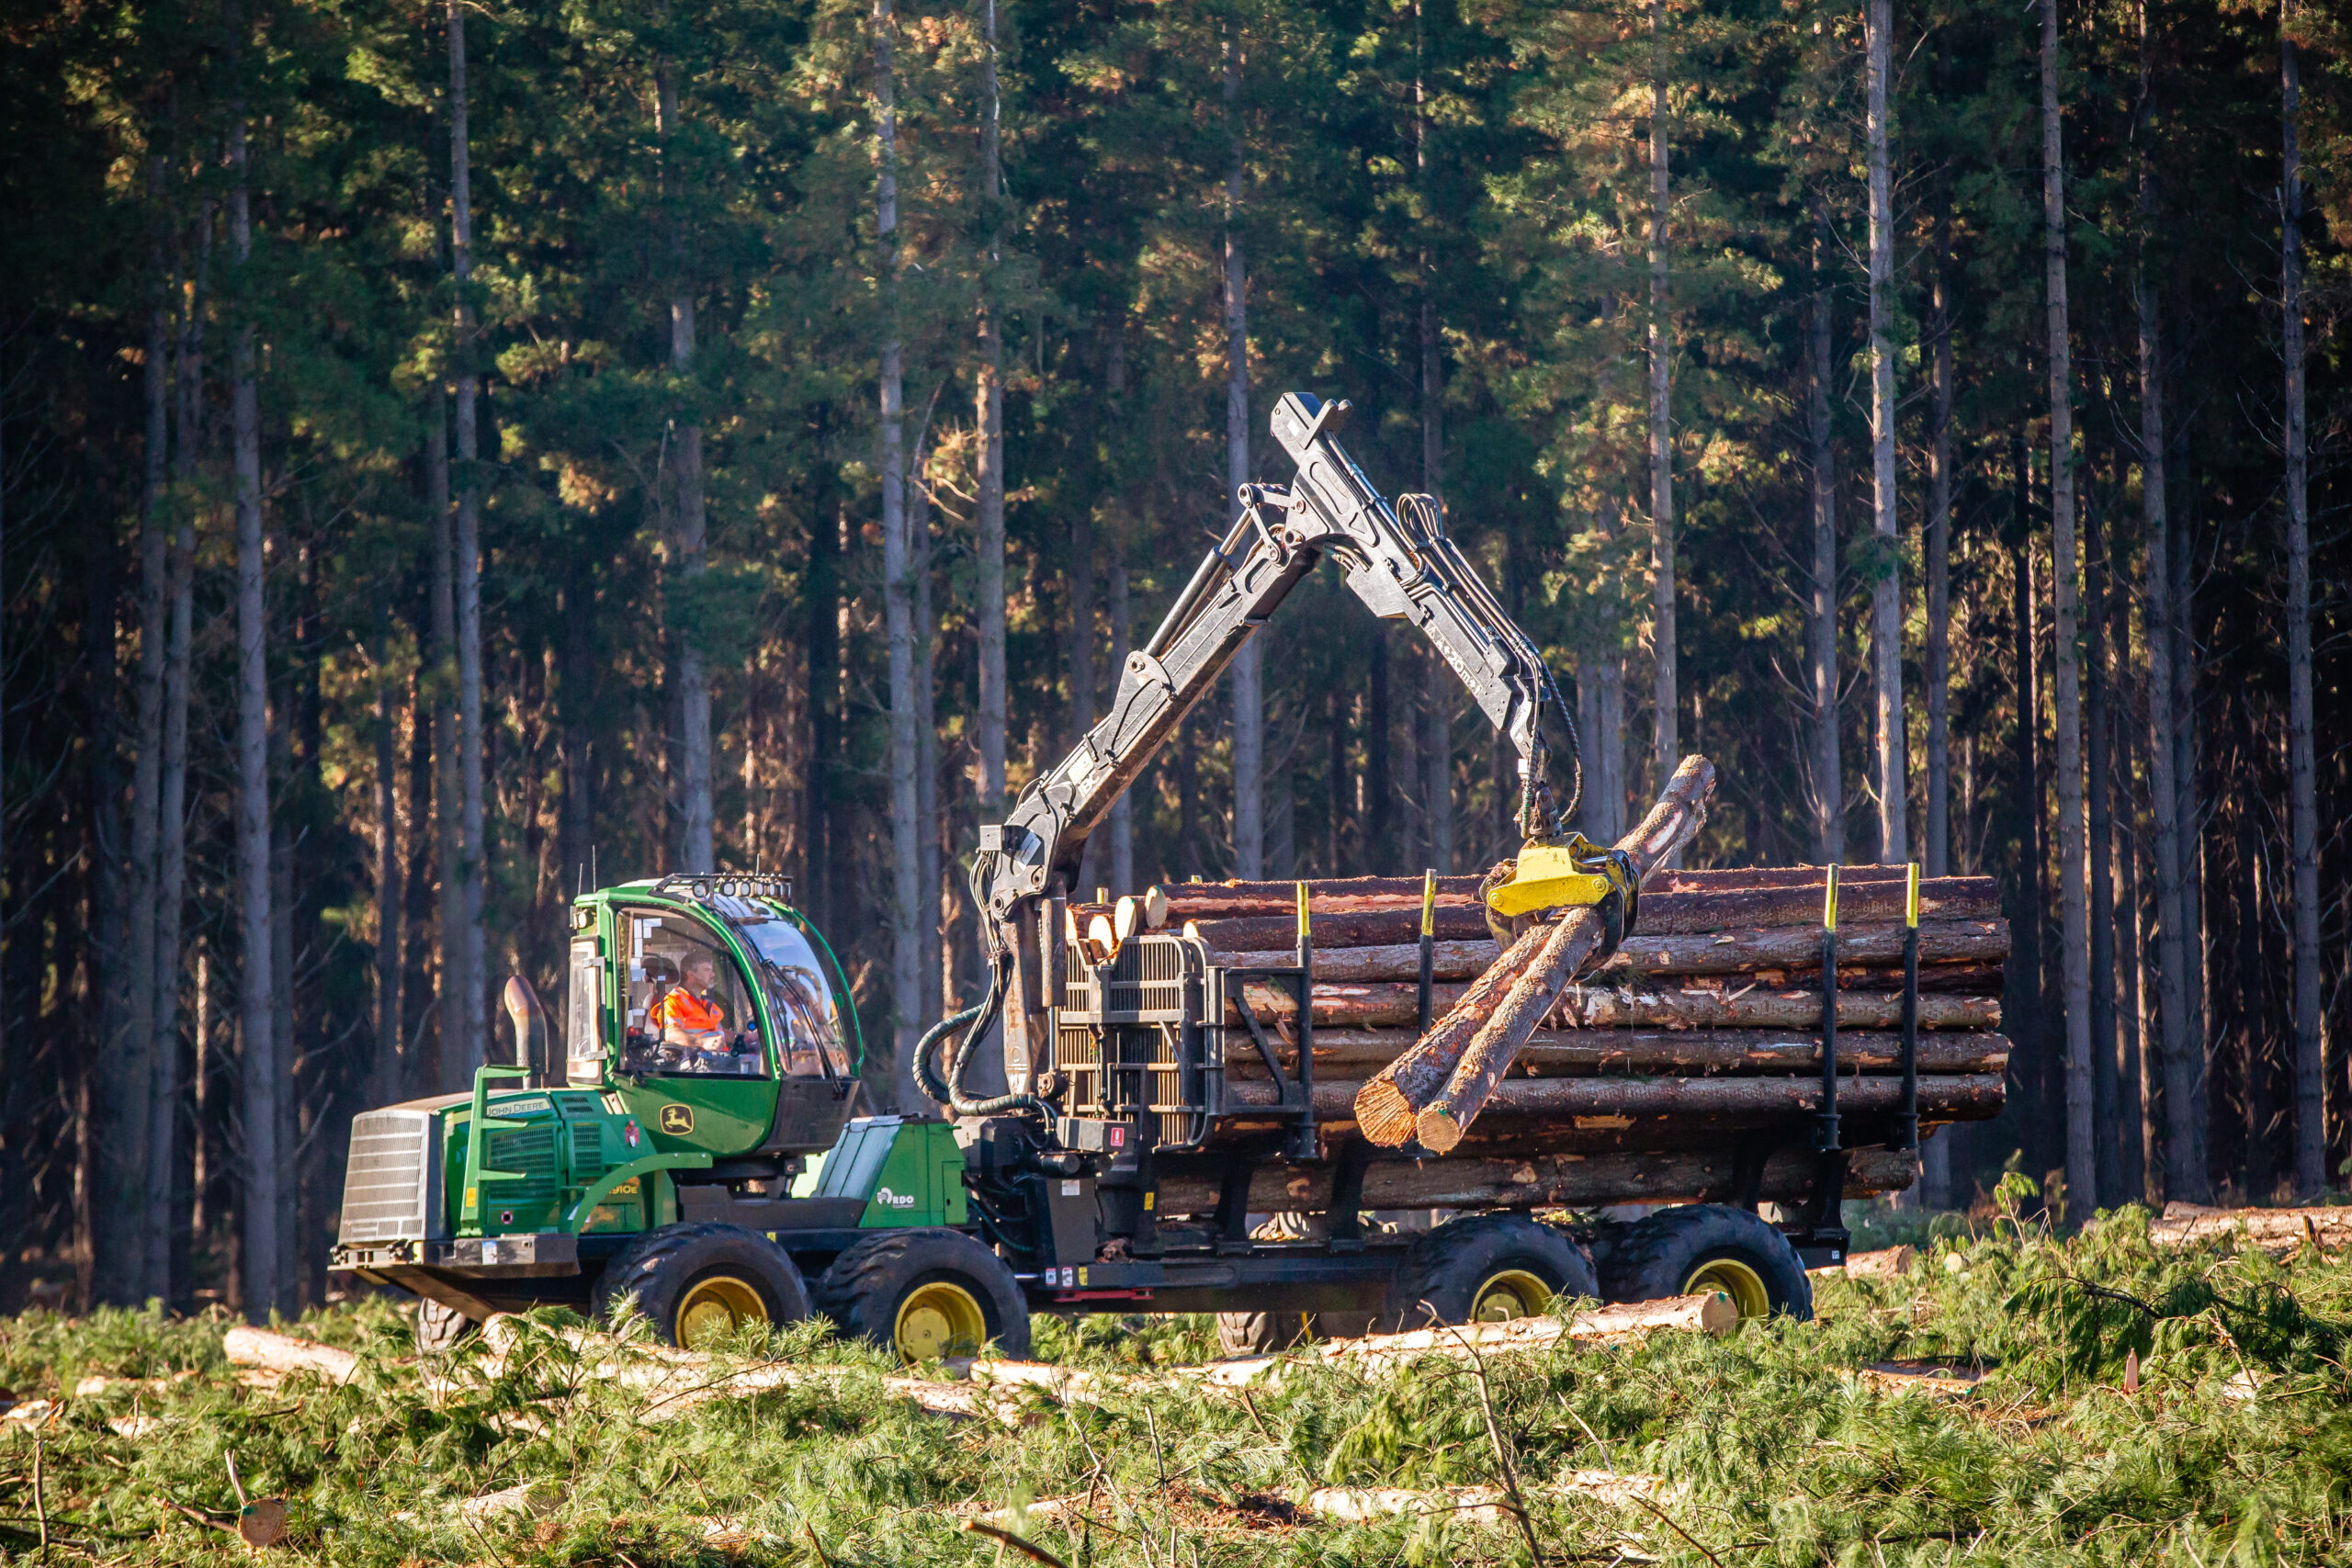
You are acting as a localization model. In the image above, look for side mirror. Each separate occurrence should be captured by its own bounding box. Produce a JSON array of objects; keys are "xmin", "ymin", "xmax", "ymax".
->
[{"xmin": 503, "ymin": 976, "xmax": 549, "ymax": 1084}]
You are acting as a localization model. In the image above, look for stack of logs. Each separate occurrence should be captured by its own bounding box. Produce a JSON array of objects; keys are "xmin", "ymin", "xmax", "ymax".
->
[{"xmin": 1077, "ymin": 862, "xmax": 2007, "ymax": 1187}]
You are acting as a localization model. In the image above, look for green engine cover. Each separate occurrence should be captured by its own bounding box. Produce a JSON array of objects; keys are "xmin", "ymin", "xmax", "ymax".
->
[{"xmin": 794, "ymin": 1116, "xmax": 967, "ymax": 1228}]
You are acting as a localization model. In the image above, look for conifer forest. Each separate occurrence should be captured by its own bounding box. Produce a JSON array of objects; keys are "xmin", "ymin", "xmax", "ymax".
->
[{"xmin": 2, "ymin": 0, "xmax": 2347, "ymax": 1321}]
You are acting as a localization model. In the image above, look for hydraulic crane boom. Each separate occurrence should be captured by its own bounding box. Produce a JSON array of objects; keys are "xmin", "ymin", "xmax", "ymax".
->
[
  {"xmin": 974, "ymin": 391, "xmax": 1577, "ymax": 928},
  {"xmin": 929, "ymin": 391, "xmax": 1589, "ymax": 1118}
]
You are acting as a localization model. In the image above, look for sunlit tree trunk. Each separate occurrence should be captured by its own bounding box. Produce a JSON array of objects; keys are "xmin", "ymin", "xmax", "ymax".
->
[
  {"xmin": 2279, "ymin": 5, "xmax": 2324, "ymax": 1195},
  {"xmin": 1226, "ymin": 20, "xmax": 1261, "ymax": 880},
  {"xmin": 449, "ymin": 0, "xmax": 486, "ymax": 1080},
  {"xmin": 1865, "ymin": 0, "xmax": 1905, "ymax": 866},
  {"xmin": 910, "ymin": 421, "xmax": 942, "ymax": 1021},
  {"xmin": 1808, "ymin": 252, "xmax": 1842, "ymax": 867},
  {"xmin": 2041, "ymin": 0, "xmax": 2094, "ymax": 1214},
  {"xmin": 229, "ymin": 57, "xmax": 280, "ymax": 1321},
  {"xmin": 1108, "ymin": 559, "xmax": 1134, "ymax": 892},
  {"xmin": 659, "ymin": 62, "xmax": 711, "ymax": 875},
  {"xmin": 152, "ymin": 193, "xmax": 204, "ymax": 1300},
  {"xmin": 428, "ymin": 383, "xmax": 462, "ymax": 1093},
  {"xmin": 875, "ymin": 0, "xmax": 922, "ymax": 1108},
  {"xmin": 373, "ymin": 598, "xmax": 403, "ymax": 1115},
  {"xmin": 1646, "ymin": 0, "xmax": 1677, "ymax": 829},
  {"xmin": 1924, "ymin": 187, "xmax": 1953, "ymax": 882},
  {"xmin": 975, "ymin": 0, "xmax": 1007, "ymax": 822}
]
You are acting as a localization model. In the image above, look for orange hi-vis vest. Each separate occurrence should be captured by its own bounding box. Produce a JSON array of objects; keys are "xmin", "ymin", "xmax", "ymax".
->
[{"xmin": 656, "ymin": 987, "xmax": 726, "ymax": 1035}]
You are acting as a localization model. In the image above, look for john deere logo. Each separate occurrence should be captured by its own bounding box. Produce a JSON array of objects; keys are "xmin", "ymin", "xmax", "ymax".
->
[{"xmin": 658, "ymin": 1104, "xmax": 695, "ymax": 1135}]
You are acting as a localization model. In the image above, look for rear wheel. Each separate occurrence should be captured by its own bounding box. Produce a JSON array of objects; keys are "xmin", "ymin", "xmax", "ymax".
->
[
  {"xmin": 814, "ymin": 1229, "xmax": 1031, "ymax": 1362},
  {"xmin": 413, "ymin": 1296, "xmax": 476, "ymax": 1355},
  {"xmin": 1384, "ymin": 1213, "xmax": 1598, "ymax": 1329},
  {"xmin": 1598, "ymin": 1203, "xmax": 1812, "ymax": 1323},
  {"xmin": 592, "ymin": 1222, "xmax": 813, "ymax": 1348}
]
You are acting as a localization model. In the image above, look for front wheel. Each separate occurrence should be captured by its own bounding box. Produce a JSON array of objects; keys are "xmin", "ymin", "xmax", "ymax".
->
[
  {"xmin": 1597, "ymin": 1203, "xmax": 1812, "ymax": 1322},
  {"xmin": 814, "ymin": 1228, "xmax": 1032, "ymax": 1362},
  {"xmin": 413, "ymin": 1296, "xmax": 477, "ymax": 1354},
  {"xmin": 592, "ymin": 1222, "xmax": 813, "ymax": 1348}
]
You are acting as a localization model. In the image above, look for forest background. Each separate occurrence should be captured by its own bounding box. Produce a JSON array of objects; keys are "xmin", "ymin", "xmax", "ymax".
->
[{"xmin": 2, "ymin": 0, "xmax": 2346, "ymax": 1321}]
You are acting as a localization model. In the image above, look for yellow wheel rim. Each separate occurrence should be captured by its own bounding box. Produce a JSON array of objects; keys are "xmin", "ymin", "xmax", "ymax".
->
[
  {"xmin": 1682, "ymin": 1256, "xmax": 1771, "ymax": 1320},
  {"xmin": 676, "ymin": 1274, "xmax": 769, "ymax": 1349},
  {"xmin": 894, "ymin": 1280, "xmax": 989, "ymax": 1361},
  {"xmin": 1470, "ymin": 1269, "xmax": 1555, "ymax": 1324}
]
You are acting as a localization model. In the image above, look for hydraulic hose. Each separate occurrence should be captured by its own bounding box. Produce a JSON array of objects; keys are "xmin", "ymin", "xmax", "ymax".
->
[{"xmin": 916, "ymin": 948, "xmax": 1057, "ymax": 1122}]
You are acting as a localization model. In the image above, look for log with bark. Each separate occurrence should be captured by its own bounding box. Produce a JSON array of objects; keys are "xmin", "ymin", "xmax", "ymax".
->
[
  {"xmin": 1152, "ymin": 1140, "xmax": 1922, "ymax": 1214},
  {"xmin": 1348, "ymin": 924, "xmax": 1548, "ymax": 1144},
  {"xmin": 1411, "ymin": 755, "xmax": 1718, "ymax": 1152},
  {"xmin": 1225, "ymin": 1027, "xmax": 2010, "ymax": 1078},
  {"xmin": 1233, "ymin": 1071, "xmax": 2001, "ymax": 1132},
  {"xmin": 1210, "ymin": 919, "xmax": 2006, "ymax": 984},
  {"xmin": 1236, "ymin": 978, "xmax": 2000, "ymax": 1031}
]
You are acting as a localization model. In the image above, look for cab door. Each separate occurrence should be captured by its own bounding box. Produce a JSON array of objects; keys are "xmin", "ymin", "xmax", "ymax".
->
[{"xmin": 607, "ymin": 904, "xmax": 776, "ymax": 1157}]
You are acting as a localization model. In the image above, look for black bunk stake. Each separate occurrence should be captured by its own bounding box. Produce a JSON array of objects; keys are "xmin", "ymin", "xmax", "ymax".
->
[
  {"xmin": 1415, "ymin": 869, "xmax": 1436, "ymax": 1033},
  {"xmin": 1894, "ymin": 863, "xmax": 1921, "ymax": 1154}
]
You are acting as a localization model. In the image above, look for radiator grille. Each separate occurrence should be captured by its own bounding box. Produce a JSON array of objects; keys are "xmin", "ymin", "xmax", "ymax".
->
[
  {"xmin": 570, "ymin": 1121, "xmax": 605, "ymax": 1182},
  {"xmin": 339, "ymin": 1111, "xmax": 433, "ymax": 1244},
  {"xmin": 487, "ymin": 1125, "xmax": 560, "ymax": 1202}
]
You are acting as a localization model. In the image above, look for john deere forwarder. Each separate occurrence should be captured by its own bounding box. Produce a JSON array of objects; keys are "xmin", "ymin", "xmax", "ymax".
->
[{"xmin": 334, "ymin": 392, "xmax": 1872, "ymax": 1361}]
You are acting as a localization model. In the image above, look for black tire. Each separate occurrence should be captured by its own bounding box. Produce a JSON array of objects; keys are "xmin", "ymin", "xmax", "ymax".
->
[
  {"xmin": 591, "ymin": 1222, "xmax": 813, "ymax": 1348},
  {"xmin": 1597, "ymin": 1203, "xmax": 1812, "ymax": 1323},
  {"xmin": 413, "ymin": 1296, "xmax": 476, "ymax": 1354},
  {"xmin": 1215, "ymin": 1308, "xmax": 1383, "ymax": 1356},
  {"xmin": 813, "ymin": 1228, "xmax": 1032, "ymax": 1361},
  {"xmin": 1384, "ymin": 1213, "xmax": 1599, "ymax": 1329}
]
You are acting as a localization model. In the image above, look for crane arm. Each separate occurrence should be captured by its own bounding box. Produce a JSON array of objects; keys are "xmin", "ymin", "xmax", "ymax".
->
[{"xmin": 973, "ymin": 390, "xmax": 1578, "ymax": 930}]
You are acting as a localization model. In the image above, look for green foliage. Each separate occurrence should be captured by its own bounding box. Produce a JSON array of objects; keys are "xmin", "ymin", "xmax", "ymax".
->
[{"xmin": 7, "ymin": 1226, "xmax": 2352, "ymax": 1563}]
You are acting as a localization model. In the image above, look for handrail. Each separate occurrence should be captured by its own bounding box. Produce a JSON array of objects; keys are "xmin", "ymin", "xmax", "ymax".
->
[{"xmin": 458, "ymin": 1064, "xmax": 534, "ymax": 1234}]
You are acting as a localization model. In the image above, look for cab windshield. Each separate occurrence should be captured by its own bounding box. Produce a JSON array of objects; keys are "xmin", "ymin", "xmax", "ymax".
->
[{"xmin": 714, "ymin": 897, "xmax": 854, "ymax": 1079}]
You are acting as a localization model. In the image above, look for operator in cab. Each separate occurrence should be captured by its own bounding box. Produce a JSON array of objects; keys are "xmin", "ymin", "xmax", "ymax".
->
[{"xmin": 655, "ymin": 953, "xmax": 731, "ymax": 1061}]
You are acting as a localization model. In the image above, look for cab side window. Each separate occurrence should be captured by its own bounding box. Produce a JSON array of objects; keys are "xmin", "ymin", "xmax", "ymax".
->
[{"xmin": 616, "ymin": 911, "xmax": 766, "ymax": 1077}]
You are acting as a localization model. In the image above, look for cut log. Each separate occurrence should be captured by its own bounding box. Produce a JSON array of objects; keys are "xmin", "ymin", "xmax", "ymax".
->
[
  {"xmin": 1644, "ymin": 863, "xmax": 1918, "ymax": 891},
  {"xmin": 1151, "ymin": 1141, "xmax": 1922, "ymax": 1213},
  {"xmin": 221, "ymin": 1325, "xmax": 361, "ymax": 1384},
  {"xmin": 1350, "ymin": 924, "xmax": 1547, "ymax": 1144},
  {"xmin": 1236, "ymin": 980, "xmax": 1999, "ymax": 1031},
  {"xmin": 1627, "ymin": 877, "xmax": 1998, "ymax": 933},
  {"xmin": 1186, "ymin": 905, "xmax": 1494, "ymax": 952},
  {"xmin": 1235, "ymin": 1071, "xmax": 2000, "ymax": 1125},
  {"xmin": 1227, "ymin": 1028, "xmax": 2011, "ymax": 1078},
  {"xmin": 1202, "ymin": 1292, "xmax": 1736, "ymax": 1385},
  {"xmin": 1212, "ymin": 920, "xmax": 2006, "ymax": 987},
  {"xmin": 2145, "ymin": 1203, "xmax": 2352, "ymax": 1254},
  {"xmin": 1417, "ymin": 755, "xmax": 1717, "ymax": 1152},
  {"xmin": 1150, "ymin": 874, "xmax": 1488, "ymax": 923}
]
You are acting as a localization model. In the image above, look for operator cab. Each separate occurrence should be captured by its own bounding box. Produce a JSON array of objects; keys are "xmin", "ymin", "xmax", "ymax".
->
[{"xmin": 566, "ymin": 875, "xmax": 861, "ymax": 1157}]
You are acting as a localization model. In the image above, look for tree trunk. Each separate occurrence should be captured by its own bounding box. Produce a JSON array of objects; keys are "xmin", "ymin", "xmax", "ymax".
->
[
  {"xmin": 372, "ymin": 600, "xmax": 403, "ymax": 1115},
  {"xmin": 2008, "ymin": 435, "xmax": 2050, "ymax": 1183},
  {"xmin": 2041, "ymin": 0, "xmax": 2094, "ymax": 1215},
  {"xmin": 911, "ymin": 420, "xmax": 943, "ymax": 1021},
  {"xmin": 1225, "ymin": 21, "xmax": 1261, "ymax": 881},
  {"xmin": 659, "ymin": 63, "xmax": 712, "ymax": 876},
  {"xmin": 876, "ymin": 0, "xmax": 922, "ymax": 1109},
  {"xmin": 1807, "ymin": 254, "xmax": 1842, "ymax": 865},
  {"xmin": 1418, "ymin": 209, "xmax": 1451, "ymax": 868},
  {"xmin": 974, "ymin": 0, "xmax": 1007, "ymax": 821},
  {"xmin": 151, "ymin": 219, "xmax": 198, "ymax": 1300},
  {"xmin": 110, "ymin": 158, "xmax": 171, "ymax": 1304},
  {"xmin": 1920, "ymin": 160, "xmax": 1954, "ymax": 1209},
  {"xmin": 449, "ymin": 0, "xmax": 486, "ymax": 1082},
  {"xmin": 1108, "ymin": 558, "xmax": 1134, "ymax": 893},
  {"xmin": 1864, "ymin": 0, "xmax": 1905, "ymax": 865},
  {"xmin": 1924, "ymin": 87, "xmax": 1953, "ymax": 886},
  {"xmin": 1647, "ymin": 0, "xmax": 1677, "ymax": 826},
  {"xmin": 1367, "ymin": 631, "xmax": 1392, "ymax": 867},
  {"xmin": 2087, "ymin": 494, "xmax": 2118, "ymax": 1206},
  {"xmin": 427, "ymin": 385, "xmax": 462, "ymax": 1092},
  {"xmin": 229, "ymin": 81, "xmax": 278, "ymax": 1324},
  {"xmin": 2280, "ymin": 8, "xmax": 2324, "ymax": 1196},
  {"xmin": 2112, "ymin": 602, "xmax": 2145, "ymax": 1201},
  {"xmin": 2136, "ymin": 21, "xmax": 2200, "ymax": 1201}
]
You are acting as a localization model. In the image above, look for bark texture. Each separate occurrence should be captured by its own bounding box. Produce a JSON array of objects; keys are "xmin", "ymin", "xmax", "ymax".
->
[{"xmin": 1865, "ymin": 0, "xmax": 1905, "ymax": 865}]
